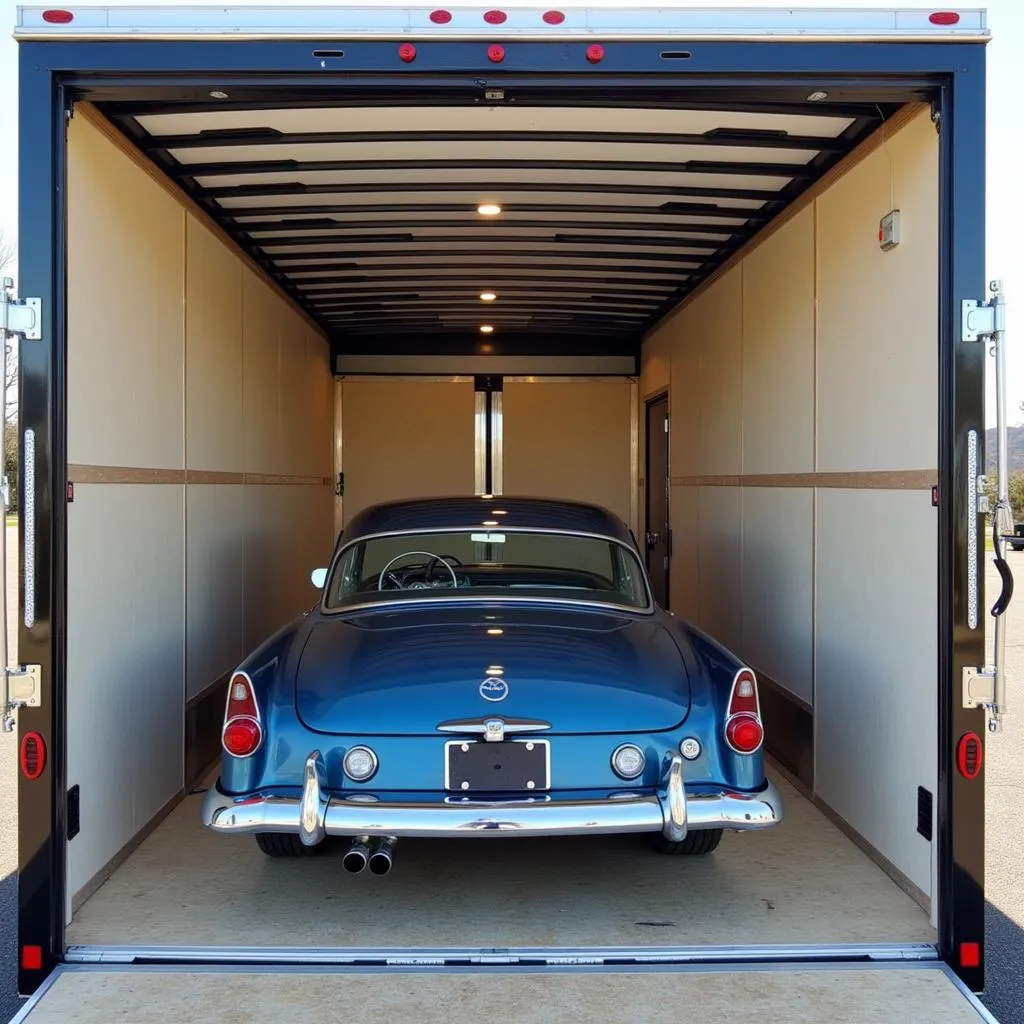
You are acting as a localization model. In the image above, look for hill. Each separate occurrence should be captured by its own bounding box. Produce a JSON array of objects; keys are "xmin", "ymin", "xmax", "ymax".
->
[{"xmin": 985, "ymin": 426, "xmax": 1024, "ymax": 475}]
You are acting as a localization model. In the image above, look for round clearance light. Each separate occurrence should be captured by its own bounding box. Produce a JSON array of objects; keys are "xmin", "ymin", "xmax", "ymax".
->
[
  {"xmin": 223, "ymin": 718, "xmax": 262, "ymax": 758},
  {"xmin": 484, "ymin": 9, "xmax": 508, "ymax": 24},
  {"xmin": 480, "ymin": 291, "xmax": 497, "ymax": 302},
  {"xmin": 477, "ymin": 203, "xmax": 502, "ymax": 217},
  {"xmin": 680, "ymin": 737, "xmax": 702, "ymax": 761},
  {"xmin": 487, "ymin": 43, "xmax": 506, "ymax": 63},
  {"xmin": 725, "ymin": 713, "xmax": 764, "ymax": 755},
  {"xmin": 586, "ymin": 43, "xmax": 606, "ymax": 64},
  {"xmin": 480, "ymin": 324, "xmax": 495, "ymax": 334},
  {"xmin": 543, "ymin": 10, "xmax": 566, "ymax": 24},
  {"xmin": 429, "ymin": 9, "xmax": 453, "ymax": 23},
  {"xmin": 611, "ymin": 743, "xmax": 646, "ymax": 780},
  {"xmin": 398, "ymin": 43, "xmax": 417, "ymax": 63},
  {"xmin": 343, "ymin": 745, "xmax": 379, "ymax": 782},
  {"xmin": 806, "ymin": 90, "xmax": 829, "ymax": 102}
]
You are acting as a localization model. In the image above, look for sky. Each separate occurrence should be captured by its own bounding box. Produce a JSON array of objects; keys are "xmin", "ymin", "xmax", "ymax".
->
[{"xmin": 0, "ymin": 0, "xmax": 1020, "ymax": 425}]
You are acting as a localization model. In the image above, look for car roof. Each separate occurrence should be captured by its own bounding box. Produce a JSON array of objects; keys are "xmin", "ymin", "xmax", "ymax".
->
[{"xmin": 340, "ymin": 496, "xmax": 635, "ymax": 547}]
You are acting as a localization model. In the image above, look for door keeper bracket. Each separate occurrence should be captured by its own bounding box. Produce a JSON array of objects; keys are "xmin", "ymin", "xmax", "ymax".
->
[{"xmin": 962, "ymin": 666, "xmax": 995, "ymax": 710}]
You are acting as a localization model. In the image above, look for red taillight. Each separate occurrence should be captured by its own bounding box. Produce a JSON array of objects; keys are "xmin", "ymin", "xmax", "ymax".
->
[
  {"xmin": 725, "ymin": 713, "xmax": 764, "ymax": 754},
  {"xmin": 929, "ymin": 11, "xmax": 961, "ymax": 25},
  {"xmin": 429, "ymin": 9, "xmax": 452, "ymax": 23},
  {"xmin": 957, "ymin": 732, "xmax": 983, "ymax": 780},
  {"xmin": 20, "ymin": 732, "xmax": 46, "ymax": 780},
  {"xmin": 542, "ymin": 10, "xmax": 565, "ymax": 24},
  {"xmin": 484, "ymin": 9, "xmax": 507, "ymax": 24},
  {"xmin": 725, "ymin": 668, "xmax": 763, "ymax": 754},
  {"xmin": 398, "ymin": 42, "xmax": 417, "ymax": 63},
  {"xmin": 42, "ymin": 9, "xmax": 74, "ymax": 23},
  {"xmin": 586, "ymin": 44, "xmax": 605, "ymax": 64},
  {"xmin": 487, "ymin": 43, "xmax": 506, "ymax": 63},
  {"xmin": 223, "ymin": 718, "xmax": 262, "ymax": 757},
  {"xmin": 223, "ymin": 673, "xmax": 262, "ymax": 756}
]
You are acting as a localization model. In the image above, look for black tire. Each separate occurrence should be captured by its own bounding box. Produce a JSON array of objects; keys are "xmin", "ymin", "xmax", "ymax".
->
[
  {"xmin": 254, "ymin": 832, "xmax": 325, "ymax": 858},
  {"xmin": 651, "ymin": 828, "xmax": 723, "ymax": 856}
]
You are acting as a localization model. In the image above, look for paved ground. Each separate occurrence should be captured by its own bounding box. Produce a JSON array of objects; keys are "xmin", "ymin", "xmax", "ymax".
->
[{"xmin": 0, "ymin": 532, "xmax": 1019, "ymax": 1020}]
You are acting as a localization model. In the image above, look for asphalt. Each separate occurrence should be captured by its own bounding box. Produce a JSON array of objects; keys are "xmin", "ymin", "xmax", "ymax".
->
[{"xmin": 0, "ymin": 531, "xmax": 1019, "ymax": 1021}]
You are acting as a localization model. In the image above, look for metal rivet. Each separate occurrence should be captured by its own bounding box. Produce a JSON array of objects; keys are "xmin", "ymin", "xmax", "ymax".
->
[
  {"xmin": 461, "ymin": 743, "xmax": 469, "ymax": 752},
  {"xmin": 461, "ymin": 781, "xmax": 470, "ymax": 790},
  {"xmin": 527, "ymin": 780, "xmax": 535, "ymax": 789},
  {"xmin": 526, "ymin": 742, "xmax": 534, "ymax": 751}
]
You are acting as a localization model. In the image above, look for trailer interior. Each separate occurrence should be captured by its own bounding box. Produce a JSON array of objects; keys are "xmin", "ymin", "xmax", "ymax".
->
[{"xmin": 49, "ymin": 76, "xmax": 952, "ymax": 962}]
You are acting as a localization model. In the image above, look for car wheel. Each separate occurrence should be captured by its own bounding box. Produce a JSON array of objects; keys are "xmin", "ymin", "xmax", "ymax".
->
[
  {"xmin": 254, "ymin": 832, "xmax": 325, "ymax": 858},
  {"xmin": 651, "ymin": 828, "xmax": 723, "ymax": 856}
]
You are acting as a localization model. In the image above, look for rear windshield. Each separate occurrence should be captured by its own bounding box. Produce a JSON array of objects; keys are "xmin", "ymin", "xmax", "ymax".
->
[{"xmin": 323, "ymin": 530, "xmax": 650, "ymax": 611}]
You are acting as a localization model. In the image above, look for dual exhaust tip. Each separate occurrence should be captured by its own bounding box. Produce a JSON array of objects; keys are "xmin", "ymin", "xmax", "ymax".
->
[{"xmin": 343, "ymin": 835, "xmax": 396, "ymax": 875}]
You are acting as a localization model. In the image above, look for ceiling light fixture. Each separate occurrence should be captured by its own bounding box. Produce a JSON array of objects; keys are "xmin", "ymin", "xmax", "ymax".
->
[
  {"xmin": 480, "ymin": 324, "xmax": 495, "ymax": 334},
  {"xmin": 479, "ymin": 291, "xmax": 498, "ymax": 302},
  {"xmin": 209, "ymin": 90, "xmax": 230, "ymax": 99},
  {"xmin": 477, "ymin": 203, "xmax": 503, "ymax": 217},
  {"xmin": 806, "ymin": 90, "xmax": 829, "ymax": 102}
]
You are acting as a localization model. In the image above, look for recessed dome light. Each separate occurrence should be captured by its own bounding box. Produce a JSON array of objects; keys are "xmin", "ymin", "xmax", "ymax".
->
[
  {"xmin": 477, "ymin": 203, "xmax": 502, "ymax": 217},
  {"xmin": 480, "ymin": 291, "xmax": 498, "ymax": 302},
  {"xmin": 480, "ymin": 324, "xmax": 495, "ymax": 334}
]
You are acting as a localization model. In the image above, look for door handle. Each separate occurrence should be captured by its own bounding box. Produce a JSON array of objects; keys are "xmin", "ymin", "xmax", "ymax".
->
[{"xmin": 646, "ymin": 531, "xmax": 661, "ymax": 549}]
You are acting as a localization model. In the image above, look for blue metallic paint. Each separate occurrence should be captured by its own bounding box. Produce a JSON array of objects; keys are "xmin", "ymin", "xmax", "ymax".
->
[{"xmin": 219, "ymin": 498, "xmax": 763, "ymax": 803}]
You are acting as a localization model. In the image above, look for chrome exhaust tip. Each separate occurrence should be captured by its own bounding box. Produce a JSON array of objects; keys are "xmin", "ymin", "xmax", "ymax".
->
[
  {"xmin": 368, "ymin": 836, "xmax": 397, "ymax": 876},
  {"xmin": 343, "ymin": 836, "xmax": 371, "ymax": 874}
]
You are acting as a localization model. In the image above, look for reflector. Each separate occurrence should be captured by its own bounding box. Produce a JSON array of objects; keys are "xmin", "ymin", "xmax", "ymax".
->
[
  {"xmin": 488, "ymin": 43, "xmax": 506, "ymax": 63},
  {"xmin": 586, "ymin": 44, "xmax": 606, "ymax": 64},
  {"xmin": 725, "ymin": 713, "xmax": 764, "ymax": 754},
  {"xmin": 223, "ymin": 718, "xmax": 262, "ymax": 757},
  {"xmin": 398, "ymin": 43, "xmax": 417, "ymax": 63}
]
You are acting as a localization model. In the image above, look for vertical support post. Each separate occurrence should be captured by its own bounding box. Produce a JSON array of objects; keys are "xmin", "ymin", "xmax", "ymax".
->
[
  {"xmin": 937, "ymin": 55, "xmax": 988, "ymax": 992},
  {"xmin": 17, "ymin": 51, "xmax": 68, "ymax": 995}
]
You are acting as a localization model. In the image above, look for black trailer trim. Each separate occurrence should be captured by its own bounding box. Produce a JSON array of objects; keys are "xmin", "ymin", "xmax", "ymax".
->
[{"xmin": 15, "ymin": 35, "xmax": 987, "ymax": 995}]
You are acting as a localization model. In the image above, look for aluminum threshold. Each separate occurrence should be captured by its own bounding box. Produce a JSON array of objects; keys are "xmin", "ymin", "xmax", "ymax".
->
[{"xmin": 65, "ymin": 940, "xmax": 939, "ymax": 966}]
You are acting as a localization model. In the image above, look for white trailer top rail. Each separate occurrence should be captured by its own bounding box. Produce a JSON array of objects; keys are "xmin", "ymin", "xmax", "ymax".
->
[{"xmin": 14, "ymin": 5, "xmax": 988, "ymax": 42}]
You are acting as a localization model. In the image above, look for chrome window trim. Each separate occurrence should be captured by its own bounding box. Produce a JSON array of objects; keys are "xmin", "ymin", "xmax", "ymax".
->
[{"xmin": 320, "ymin": 526, "xmax": 654, "ymax": 616}]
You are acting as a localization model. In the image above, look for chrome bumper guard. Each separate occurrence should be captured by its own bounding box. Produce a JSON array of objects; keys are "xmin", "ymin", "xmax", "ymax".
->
[{"xmin": 202, "ymin": 751, "xmax": 784, "ymax": 843}]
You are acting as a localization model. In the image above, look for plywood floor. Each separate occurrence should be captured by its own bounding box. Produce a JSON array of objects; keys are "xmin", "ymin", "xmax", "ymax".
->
[
  {"xmin": 66, "ymin": 773, "xmax": 934, "ymax": 950},
  {"xmin": 24, "ymin": 966, "xmax": 987, "ymax": 1024}
]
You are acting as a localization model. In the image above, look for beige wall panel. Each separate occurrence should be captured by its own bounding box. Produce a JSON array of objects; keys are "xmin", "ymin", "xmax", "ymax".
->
[
  {"xmin": 668, "ymin": 485, "xmax": 700, "ymax": 621},
  {"xmin": 67, "ymin": 485, "xmax": 184, "ymax": 900},
  {"xmin": 740, "ymin": 488, "xmax": 814, "ymax": 705},
  {"xmin": 185, "ymin": 216, "xmax": 243, "ymax": 472},
  {"xmin": 502, "ymin": 380, "xmax": 633, "ymax": 526},
  {"xmin": 277, "ymin": 313, "xmax": 309, "ymax": 477},
  {"xmin": 696, "ymin": 487, "xmax": 742, "ymax": 651},
  {"xmin": 815, "ymin": 488, "xmax": 937, "ymax": 895},
  {"xmin": 667, "ymin": 327, "xmax": 701, "ymax": 478},
  {"xmin": 639, "ymin": 330, "xmax": 671, "ymax": 400},
  {"xmin": 186, "ymin": 485, "xmax": 244, "ymax": 700},
  {"xmin": 67, "ymin": 115, "xmax": 184, "ymax": 469},
  {"xmin": 241, "ymin": 270, "xmax": 283, "ymax": 476},
  {"xmin": 741, "ymin": 207, "xmax": 816, "ymax": 475},
  {"xmin": 816, "ymin": 110, "xmax": 938, "ymax": 473},
  {"xmin": 696, "ymin": 270, "xmax": 744, "ymax": 476},
  {"xmin": 340, "ymin": 379, "xmax": 476, "ymax": 523}
]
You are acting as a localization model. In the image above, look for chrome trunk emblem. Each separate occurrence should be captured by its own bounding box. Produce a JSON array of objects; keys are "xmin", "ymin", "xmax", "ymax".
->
[
  {"xmin": 484, "ymin": 718, "xmax": 505, "ymax": 742},
  {"xmin": 479, "ymin": 677, "xmax": 509, "ymax": 702}
]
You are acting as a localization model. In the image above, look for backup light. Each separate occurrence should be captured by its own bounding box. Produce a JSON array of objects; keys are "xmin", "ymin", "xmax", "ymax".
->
[
  {"xmin": 611, "ymin": 743, "xmax": 645, "ymax": 780},
  {"xmin": 343, "ymin": 746, "xmax": 379, "ymax": 782}
]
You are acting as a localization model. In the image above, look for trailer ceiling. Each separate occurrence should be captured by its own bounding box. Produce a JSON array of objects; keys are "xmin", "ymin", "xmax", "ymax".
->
[{"xmin": 100, "ymin": 89, "xmax": 903, "ymax": 352}]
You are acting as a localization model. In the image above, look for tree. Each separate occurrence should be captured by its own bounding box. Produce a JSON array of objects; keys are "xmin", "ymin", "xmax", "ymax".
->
[{"xmin": 1, "ymin": 229, "xmax": 17, "ymax": 514}]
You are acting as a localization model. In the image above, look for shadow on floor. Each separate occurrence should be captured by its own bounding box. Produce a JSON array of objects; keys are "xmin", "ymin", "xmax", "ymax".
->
[
  {"xmin": 983, "ymin": 899, "xmax": 1024, "ymax": 1023},
  {"xmin": 0, "ymin": 870, "xmax": 22, "ymax": 1024}
]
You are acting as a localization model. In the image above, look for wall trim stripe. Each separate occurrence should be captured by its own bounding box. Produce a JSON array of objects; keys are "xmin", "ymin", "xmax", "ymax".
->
[
  {"xmin": 68, "ymin": 464, "xmax": 332, "ymax": 486},
  {"xmin": 670, "ymin": 470, "xmax": 936, "ymax": 490}
]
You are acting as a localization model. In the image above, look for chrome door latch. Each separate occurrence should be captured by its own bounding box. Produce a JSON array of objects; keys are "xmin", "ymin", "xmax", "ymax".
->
[{"xmin": 3, "ymin": 664, "xmax": 41, "ymax": 731}]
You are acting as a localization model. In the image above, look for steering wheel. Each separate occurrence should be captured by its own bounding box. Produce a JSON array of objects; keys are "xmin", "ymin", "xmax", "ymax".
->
[{"xmin": 377, "ymin": 550, "xmax": 460, "ymax": 591}]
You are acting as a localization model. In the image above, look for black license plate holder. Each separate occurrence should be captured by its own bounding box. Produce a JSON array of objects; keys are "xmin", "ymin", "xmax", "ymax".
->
[{"xmin": 445, "ymin": 739, "xmax": 550, "ymax": 793}]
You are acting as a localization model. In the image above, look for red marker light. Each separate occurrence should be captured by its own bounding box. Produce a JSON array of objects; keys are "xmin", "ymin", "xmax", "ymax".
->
[
  {"xmin": 542, "ymin": 10, "xmax": 565, "ymax": 24},
  {"xmin": 488, "ymin": 43, "xmax": 506, "ymax": 63},
  {"xmin": 956, "ymin": 732, "xmax": 983, "ymax": 780},
  {"xmin": 20, "ymin": 732, "xmax": 46, "ymax": 781},
  {"xmin": 398, "ymin": 42, "xmax": 417, "ymax": 63},
  {"xmin": 929, "ymin": 11, "xmax": 961, "ymax": 25},
  {"xmin": 586, "ymin": 43, "xmax": 605, "ymax": 64},
  {"xmin": 41, "ymin": 9, "xmax": 74, "ymax": 22},
  {"xmin": 429, "ymin": 9, "xmax": 452, "ymax": 23},
  {"xmin": 960, "ymin": 942, "xmax": 981, "ymax": 968},
  {"xmin": 21, "ymin": 946, "xmax": 43, "ymax": 971},
  {"xmin": 484, "ymin": 9, "xmax": 508, "ymax": 24}
]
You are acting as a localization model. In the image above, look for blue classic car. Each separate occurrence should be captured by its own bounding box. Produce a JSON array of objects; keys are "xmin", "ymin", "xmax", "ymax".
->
[{"xmin": 202, "ymin": 496, "xmax": 784, "ymax": 872}]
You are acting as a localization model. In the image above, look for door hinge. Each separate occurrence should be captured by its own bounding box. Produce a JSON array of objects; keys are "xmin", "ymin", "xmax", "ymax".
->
[
  {"xmin": 3, "ymin": 664, "xmax": 42, "ymax": 732},
  {"xmin": 962, "ymin": 283, "xmax": 1006, "ymax": 343},
  {"xmin": 0, "ymin": 279, "xmax": 41, "ymax": 341}
]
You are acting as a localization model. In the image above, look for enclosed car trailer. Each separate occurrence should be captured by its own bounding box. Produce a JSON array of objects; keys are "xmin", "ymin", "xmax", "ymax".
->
[{"xmin": 0, "ymin": 4, "xmax": 1014, "ymax": 1020}]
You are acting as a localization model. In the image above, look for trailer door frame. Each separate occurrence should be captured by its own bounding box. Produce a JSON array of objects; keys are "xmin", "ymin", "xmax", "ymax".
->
[{"xmin": 15, "ymin": 36, "xmax": 988, "ymax": 995}]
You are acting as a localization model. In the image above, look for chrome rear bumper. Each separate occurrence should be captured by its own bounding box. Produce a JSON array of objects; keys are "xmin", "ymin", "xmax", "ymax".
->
[{"xmin": 202, "ymin": 751, "xmax": 784, "ymax": 843}]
